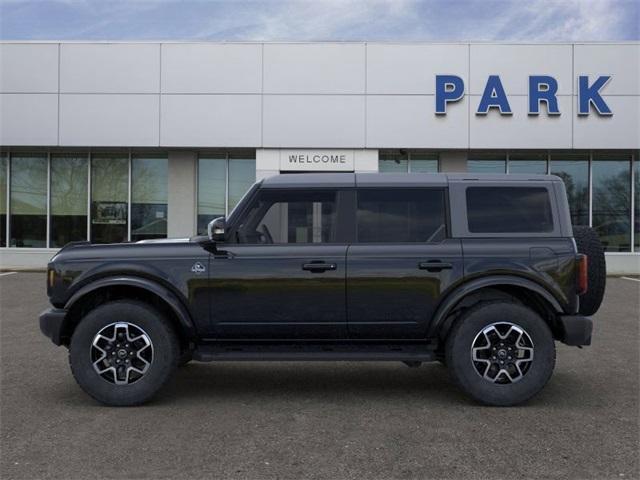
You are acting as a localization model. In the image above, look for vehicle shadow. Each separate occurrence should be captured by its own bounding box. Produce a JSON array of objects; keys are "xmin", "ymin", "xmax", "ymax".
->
[
  {"xmin": 148, "ymin": 361, "xmax": 587, "ymax": 408},
  {"xmin": 49, "ymin": 361, "xmax": 602, "ymax": 409},
  {"xmin": 158, "ymin": 361, "xmax": 469, "ymax": 406}
]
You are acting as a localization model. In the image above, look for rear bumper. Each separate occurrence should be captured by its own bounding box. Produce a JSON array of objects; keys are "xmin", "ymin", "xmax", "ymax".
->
[
  {"xmin": 39, "ymin": 308, "xmax": 67, "ymax": 346},
  {"xmin": 558, "ymin": 315, "xmax": 593, "ymax": 346}
]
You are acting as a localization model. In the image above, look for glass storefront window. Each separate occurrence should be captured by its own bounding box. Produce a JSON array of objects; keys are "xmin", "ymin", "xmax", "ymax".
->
[
  {"xmin": 50, "ymin": 155, "xmax": 88, "ymax": 248},
  {"xmin": 379, "ymin": 151, "xmax": 438, "ymax": 173},
  {"xmin": 91, "ymin": 155, "xmax": 128, "ymax": 244},
  {"xmin": 0, "ymin": 154, "xmax": 6, "ymax": 247},
  {"xmin": 635, "ymin": 155, "xmax": 639, "ymax": 251},
  {"xmin": 379, "ymin": 151, "xmax": 408, "ymax": 173},
  {"xmin": 198, "ymin": 155, "xmax": 226, "ymax": 235},
  {"xmin": 410, "ymin": 153, "xmax": 438, "ymax": 173},
  {"xmin": 228, "ymin": 152, "xmax": 256, "ymax": 212},
  {"xmin": 10, "ymin": 154, "xmax": 47, "ymax": 247},
  {"xmin": 508, "ymin": 152, "xmax": 548, "ymax": 174},
  {"xmin": 131, "ymin": 155, "xmax": 168, "ymax": 242},
  {"xmin": 592, "ymin": 153, "xmax": 632, "ymax": 252},
  {"xmin": 468, "ymin": 152, "xmax": 506, "ymax": 173},
  {"xmin": 197, "ymin": 153, "xmax": 256, "ymax": 235},
  {"xmin": 550, "ymin": 154, "xmax": 589, "ymax": 226}
]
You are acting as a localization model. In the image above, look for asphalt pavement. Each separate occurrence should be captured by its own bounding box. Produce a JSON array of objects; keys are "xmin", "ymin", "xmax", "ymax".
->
[{"xmin": 1, "ymin": 273, "xmax": 638, "ymax": 480}]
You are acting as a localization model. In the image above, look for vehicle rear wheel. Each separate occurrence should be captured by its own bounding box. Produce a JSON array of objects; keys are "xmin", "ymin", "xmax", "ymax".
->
[
  {"xmin": 445, "ymin": 301, "xmax": 555, "ymax": 406},
  {"xmin": 69, "ymin": 300, "xmax": 179, "ymax": 406},
  {"xmin": 573, "ymin": 225, "xmax": 606, "ymax": 316}
]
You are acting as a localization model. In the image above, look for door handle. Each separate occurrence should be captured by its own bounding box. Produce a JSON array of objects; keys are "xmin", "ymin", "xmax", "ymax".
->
[
  {"xmin": 418, "ymin": 261, "xmax": 453, "ymax": 272},
  {"xmin": 302, "ymin": 262, "xmax": 337, "ymax": 273}
]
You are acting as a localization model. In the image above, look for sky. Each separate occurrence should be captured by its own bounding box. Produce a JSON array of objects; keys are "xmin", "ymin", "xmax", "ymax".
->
[{"xmin": 0, "ymin": 0, "xmax": 638, "ymax": 42}]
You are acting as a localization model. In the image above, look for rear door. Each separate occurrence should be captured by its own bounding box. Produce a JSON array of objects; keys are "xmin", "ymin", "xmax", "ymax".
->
[{"xmin": 346, "ymin": 188, "xmax": 463, "ymax": 339}]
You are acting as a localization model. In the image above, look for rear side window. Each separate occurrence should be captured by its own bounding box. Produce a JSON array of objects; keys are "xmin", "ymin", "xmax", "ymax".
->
[
  {"xmin": 466, "ymin": 187, "xmax": 553, "ymax": 233},
  {"xmin": 357, "ymin": 189, "xmax": 446, "ymax": 243}
]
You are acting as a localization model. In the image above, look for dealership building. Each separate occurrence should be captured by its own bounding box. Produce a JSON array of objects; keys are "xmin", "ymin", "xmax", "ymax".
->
[{"xmin": 0, "ymin": 41, "xmax": 638, "ymax": 273}]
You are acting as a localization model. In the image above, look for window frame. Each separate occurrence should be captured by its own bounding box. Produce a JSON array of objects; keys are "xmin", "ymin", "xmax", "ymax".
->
[
  {"xmin": 449, "ymin": 181, "xmax": 563, "ymax": 238},
  {"xmin": 353, "ymin": 187, "xmax": 449, "ymax": 244}
]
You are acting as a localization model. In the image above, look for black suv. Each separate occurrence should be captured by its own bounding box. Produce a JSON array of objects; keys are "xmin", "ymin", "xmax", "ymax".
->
[{"xmin": 40, "ymin": 173, "xmax": 606, "ymax": 406}]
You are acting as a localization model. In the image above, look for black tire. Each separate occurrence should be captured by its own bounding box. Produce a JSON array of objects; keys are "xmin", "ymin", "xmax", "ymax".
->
[
  {"xmin": 69, "ymin": 300, "xmax": 179, "ymax": 406},
  {"xmin": 573, "ymin": 225, "xmax": 606, "ymax": 316},
  {"xmin": 445, "ymin": 301, "xmax": 555, "ymax": 406}
]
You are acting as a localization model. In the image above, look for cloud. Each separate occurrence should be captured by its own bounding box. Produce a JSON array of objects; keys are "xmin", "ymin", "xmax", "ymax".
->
[{"xmin": 0, "ymin": 0, "xmax": 637, "ymax": 41}]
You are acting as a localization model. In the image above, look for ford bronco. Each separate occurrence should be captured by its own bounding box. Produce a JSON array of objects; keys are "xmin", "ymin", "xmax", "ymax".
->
[{"xmin": 40, "ymin": 173, "xmax": 606, "ymax": 406}]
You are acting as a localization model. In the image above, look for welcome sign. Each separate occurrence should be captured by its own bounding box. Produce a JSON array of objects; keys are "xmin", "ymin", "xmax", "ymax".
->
[{"xmin": 280, "ymin": 150, "xmax": 355, "ymax": 172}]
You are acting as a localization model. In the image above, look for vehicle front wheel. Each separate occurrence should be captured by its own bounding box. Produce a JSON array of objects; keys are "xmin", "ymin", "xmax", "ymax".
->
[
  {"xmin": 69, "ymin": 300, "xmax": 179, "ymax": 406},
  {"xmin": 445, "ymin": 301, "xmax": 555, "ymax": 406}
]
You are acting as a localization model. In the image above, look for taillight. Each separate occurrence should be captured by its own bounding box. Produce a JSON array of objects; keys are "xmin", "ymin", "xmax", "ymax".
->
[
  {"xmin": 577, "ymin": 254, "xmax": 588, "ymax": 295},
  {"xmin": 48, "ymin": 268, "xmax": 56, "ymax": 289}
]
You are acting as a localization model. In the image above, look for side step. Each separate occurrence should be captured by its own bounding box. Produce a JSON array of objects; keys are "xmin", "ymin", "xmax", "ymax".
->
[{"xmin": 192, "ymin": 342, "xmax": 437, "ymax": 362}]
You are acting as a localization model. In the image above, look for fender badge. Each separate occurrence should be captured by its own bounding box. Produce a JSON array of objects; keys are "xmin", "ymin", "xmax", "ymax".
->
[{"xmin": 191, "ymin": 262, "xmax": 206, "ymax": 274}]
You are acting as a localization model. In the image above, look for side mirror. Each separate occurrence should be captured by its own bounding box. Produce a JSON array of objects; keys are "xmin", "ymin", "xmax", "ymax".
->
[{"xmin": 207, "ymin": 217, "xmax": 226, "ymax": 243}]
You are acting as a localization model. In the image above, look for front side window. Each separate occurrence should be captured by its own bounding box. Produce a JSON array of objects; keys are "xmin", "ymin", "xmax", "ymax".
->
[
  {"xmin": 466, "ymin": 187, "xmax": 553, "ymax": 233},
  {"xmin": 235, "ymin": 190, "xmax": 337, "ymax": 244},
  {"xmin": 131, "ymin": 155, "xmax": 168, "ymax": 241},
  {"xmin": 357, "ymin": 189, "xmax": 446, "ymax": 243},
  {"xmin": 10, "ymin": 154, "xmax": 47, "ymax": 247}
]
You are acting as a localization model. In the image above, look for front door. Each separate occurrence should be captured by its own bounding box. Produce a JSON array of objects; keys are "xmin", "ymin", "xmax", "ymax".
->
[
  {"xmin": 347, "ymin": 188, "xmax": 464, "ymax": 338},
  {"xmin": 207, "ymin": 188, "xmax": 349, "ymax": 339}
]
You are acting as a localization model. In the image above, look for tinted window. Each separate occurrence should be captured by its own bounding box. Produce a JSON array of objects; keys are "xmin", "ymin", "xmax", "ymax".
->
[
  {"xmin": 466, "ymin": 187, "xmax": 553, "ymax": 233},
  {"xmin": 357, "ymin": 189, "xmax": 446, "ymax": 243},
  {"xmin": 236, "ymin": 190, "xmax": 337, "ymax": 244}
]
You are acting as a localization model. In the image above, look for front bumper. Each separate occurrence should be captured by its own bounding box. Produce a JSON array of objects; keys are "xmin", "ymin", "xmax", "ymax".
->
[
  {"xmin": 558, "ymin": 315, "xmax": 593, "ymax": 346},
  {"xmin": 39, "ymin": 308, "xmax": 67, "ymax": 346}
]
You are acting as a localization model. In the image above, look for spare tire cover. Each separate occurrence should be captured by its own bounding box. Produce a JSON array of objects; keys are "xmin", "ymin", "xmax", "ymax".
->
[{"xmin": 573, "ymin": 225, "xmax": 606, "ymax": 316}]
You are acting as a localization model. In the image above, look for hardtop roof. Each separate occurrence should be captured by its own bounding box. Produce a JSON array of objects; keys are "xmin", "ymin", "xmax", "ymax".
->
[{"xmin": 260, "ymin": 172, "xmax": 560, "ymax": 188}]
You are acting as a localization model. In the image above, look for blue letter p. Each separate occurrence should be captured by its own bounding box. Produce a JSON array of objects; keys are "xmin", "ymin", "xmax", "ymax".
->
[{"xmin": 435, "ymin": 75, "xmax": 464, "ymax": 115}]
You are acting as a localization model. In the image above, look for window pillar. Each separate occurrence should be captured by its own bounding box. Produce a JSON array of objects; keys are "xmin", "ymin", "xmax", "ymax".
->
[{"xmin": 167, "ymin": 150, "xmax": 197, "ymax": 238}]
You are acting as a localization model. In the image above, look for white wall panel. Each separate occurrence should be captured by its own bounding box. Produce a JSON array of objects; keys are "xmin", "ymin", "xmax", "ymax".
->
[
  {"xmin": 60, "ymin": 43, "xmax": 160, "ymax": 93},
  {"xmin": 0, "ymin": 94, "xmax": 58, "ymax": 145},
  {"xmin": 264, "ymin": 43, "xmax": 365, "ymax": 94},
  {"xmin": 263, "ymin": 95, "xmax": 364, "ymax": 147},
  {"xmin": 573, "ymin": 96, "xmax": 640, "ymax": 149},
  {"xmin": 367, "ymin": 44, "xmax": 468, "ymax": 94},
  {"xmin": 470, "ymin": 44, "xmax": 573, "ymax": 95},
  {"xmin": 469, "ymin": 95, "xmax": 573, "ymax": 149},
  {"xmin": 0, "ymin": 44, "xmax": 58, "ymax": 93},
  {"xmin": 59, "ymin": 94, "xmax": 159, "ymax": 146},
  {"xmin": 574, "ymin": 44, "xmax": 640, "ymax": 95},
  {"xmin": 366, "ymin": 95, "xmax": 468, "ymax": 148},
  {"xmin": 161, "ymin": 44, "xmax": 261, "ymax": 93},
  {"xmin": 161, "ymin": 95, "xmax": 261, "ymax": 147}
]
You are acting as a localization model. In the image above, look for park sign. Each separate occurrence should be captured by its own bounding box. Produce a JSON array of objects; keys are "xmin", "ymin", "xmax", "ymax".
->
[{"xmin": 435, "ymin": 75, "xmax": 613, "ymax": 116}]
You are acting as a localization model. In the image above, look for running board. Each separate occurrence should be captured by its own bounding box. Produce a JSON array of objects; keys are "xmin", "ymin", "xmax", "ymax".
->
[{"xmin": 192, "ymin": 342, "xmax": 437, "ymax": 362}]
